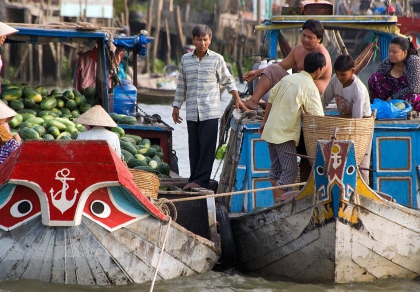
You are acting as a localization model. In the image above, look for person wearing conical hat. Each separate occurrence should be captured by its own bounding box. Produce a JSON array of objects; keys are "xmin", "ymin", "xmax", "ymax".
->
[
  {"xmin": 0, "ymin": 101, "xmax": 21, "ymax": 164},
  {"xmin": 0, "ymin": 22, "xmax": 18, "ymax": 93},
  {"xmin": 76, "ymin": 105, "xmax": 121, "ymax": 157}
]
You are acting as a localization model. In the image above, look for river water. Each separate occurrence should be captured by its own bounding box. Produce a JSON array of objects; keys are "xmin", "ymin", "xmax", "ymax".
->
[{"xmin": 1, "ymin": 84, "xmax": 419, "ymax": 292}]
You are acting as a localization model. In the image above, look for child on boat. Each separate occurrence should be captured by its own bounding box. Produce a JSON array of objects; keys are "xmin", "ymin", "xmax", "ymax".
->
[
  {"xmin": 0, "ymin": 101, "xmax": 21, "ymax": 164},
  {"xmin": 259, "ymin": 52, "xmax": 325, "ymax": 204},
  {"xmin": 321, "ymin": 55, "xmax": 372, "ymax": 183}
]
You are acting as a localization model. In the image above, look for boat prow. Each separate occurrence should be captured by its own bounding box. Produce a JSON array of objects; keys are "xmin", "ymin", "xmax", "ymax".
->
[
  {"xmin": 0, "ymin": 140, "xmax": 220, "ymax": 285},
  {"xmin": 230, "ymin": 139, "xmax": 420, "ymax": 283}
]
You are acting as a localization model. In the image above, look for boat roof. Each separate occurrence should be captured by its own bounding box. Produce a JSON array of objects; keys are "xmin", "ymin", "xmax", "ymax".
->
[
  {"xmin": 256, "ymin": 15, "xmax": 401, "ymax": 35},
  {"xmin": 6, "ymin": 24, "xmax": 142, "ymax": 48}
]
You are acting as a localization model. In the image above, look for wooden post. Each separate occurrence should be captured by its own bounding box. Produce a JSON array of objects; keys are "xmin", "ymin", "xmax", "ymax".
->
[
  {"xmin": 29, "ymin": 44, "xmax": 34, "ymax": 86},
  {"xmin": 14, "ymin": 48, "xmax": 29, "ymax": 79},
  {"xmin": 38, "ymin": 44, "xmax": 43, "ymax": 84},
  {"xmin": 145, "ymin": 0, "xmax": 154, "ymax": 73},
  {"xmin": 256, "ymin": 0, "xmax": 261, "ymax": 55},
  {"xmin": 124, "ymin": 0, "xmax": 129, "ymax": 34},
  {"xmin": 57, "ymin": 43, "xmax": 62, "ymax": 87},
  {"xmin": 151, "ymin": 0, "xmax": 163, "ymax": 73},
  {"xmin": 165, "ymin": 18, "xmax": 171, "ymax": 65},
  {"xmin": 173, "ymin": 5, "xmax": 185, "ymax": 60},
  {"xmin": 3, "ymin": 44, "xmax": 10, "ymax": 81}
]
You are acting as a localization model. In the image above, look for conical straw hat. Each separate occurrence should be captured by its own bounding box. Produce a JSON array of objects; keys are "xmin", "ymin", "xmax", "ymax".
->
[
  {"xmin": 76, "ymin": 105, "xmax": 118, "ymax": 127},
  {"xmin": 0, "ymin": 100, "xmax": 17, "ymax": 119},
  {"xmin": 0, "ymin": 22, "xmax": 18, "ymax": 37}
]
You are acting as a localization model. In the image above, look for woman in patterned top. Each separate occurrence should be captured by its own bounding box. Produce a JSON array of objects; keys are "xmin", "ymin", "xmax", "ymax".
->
[
  {"xmin": 368, "ymin": 37, "xmax": 420, "ymax": 111},
  {"xmin": 0, "ymin": 101, "xmax": 21, "ymax": 164}
]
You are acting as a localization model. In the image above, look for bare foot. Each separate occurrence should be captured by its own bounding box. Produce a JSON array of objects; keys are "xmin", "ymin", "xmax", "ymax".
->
[
  {"xmin": 183, "ymin": 182, "xmax": 202, "ymax": 190},
  {"xmin": 243, "ymin": 98, "xmax": 259, "ymax": 110}
]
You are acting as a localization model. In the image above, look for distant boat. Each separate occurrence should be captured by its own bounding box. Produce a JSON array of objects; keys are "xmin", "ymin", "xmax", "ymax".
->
[
  {"xmin": 136, "ymin": 65, "xmax": 228, "ymax": 104},
  {"xmin": 137, "ymin": 71, "xmax": 178, "ymax": 105}
]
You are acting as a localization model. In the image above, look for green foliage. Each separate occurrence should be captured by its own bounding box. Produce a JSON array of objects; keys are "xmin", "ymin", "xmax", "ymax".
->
[
  {"xmin": 114, "ymin": 0, "xmax": 126, "ymax": 18},
  {"xmin": 174, "ymin": 0, "xmax": 214, "ymax": 13},
  {"xmin": 154, "ymin": 58, "xmax": 166, "ymax": 73},
  {"xmin": 129, "ymin": 3, "xmax": 147, "ymax": 13}
]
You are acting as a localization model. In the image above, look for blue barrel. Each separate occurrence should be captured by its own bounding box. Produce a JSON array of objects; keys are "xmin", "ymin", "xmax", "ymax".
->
[{"xmin": 113, "ymin": 80, "xmax": 137, "ymax": 116}]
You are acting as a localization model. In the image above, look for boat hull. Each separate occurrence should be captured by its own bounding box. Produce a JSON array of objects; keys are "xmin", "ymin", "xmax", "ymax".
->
[
  {"xmin": 230, "ymin": 140, "xmax": 420, "ymax": 283},
  {"xmin": 0, "ymin": 216, "xmax": 219, "ymax": 285}
]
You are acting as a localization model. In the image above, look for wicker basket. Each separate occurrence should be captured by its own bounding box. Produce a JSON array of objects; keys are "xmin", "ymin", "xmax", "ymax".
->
[
  {"xmin": 302, "ymin": 114, "xmax": 375, "ymax": 166},
  {"xmin": 129, "ymin": 169, "xmax": 160, "ymax": 198}
]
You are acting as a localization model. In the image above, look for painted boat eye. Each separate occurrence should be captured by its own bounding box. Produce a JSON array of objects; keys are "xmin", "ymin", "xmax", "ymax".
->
[
  {"xmin": 316, "ymin": 166, "xmax": 324, "ymax": 175},
  {"xmin": 10, "ymin": 200, "xmax": 33, "ymax": 218},
  {"xmin": 346, "ymin": 165, "xmax": 355, "ymax": 175},
  {"xmin": 90, "ymin": 200, "xmax": 111, "ymax": 218}
]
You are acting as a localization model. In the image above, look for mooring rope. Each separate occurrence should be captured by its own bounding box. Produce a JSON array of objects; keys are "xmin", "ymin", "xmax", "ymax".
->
[
  {"xmin": 168, "ymin": 182, "xmax": 306, "ymax": 203},
  {"xmin": 152, "ymin": 198, "xmax": 178, "ymax": 221},
  {"xmin": 149, "ymin": 217, "xmax": 172, "ymax": 292}
]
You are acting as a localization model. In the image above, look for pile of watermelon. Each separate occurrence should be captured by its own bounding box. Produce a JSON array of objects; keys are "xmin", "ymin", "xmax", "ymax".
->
[
  {"xmin": 1, "ymin": 82, "xmax": 169, "ymax": 177},
  {"xmin": 1, "ymin": 83, "xmax": 98, "ymax": 141},
  {"xmin": 109, "ymin": 122, "xmax": 170, "ymax": 178}
]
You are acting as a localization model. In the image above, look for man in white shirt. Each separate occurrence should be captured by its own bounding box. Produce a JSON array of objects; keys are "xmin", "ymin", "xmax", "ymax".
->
[{"xmin": 76, "ymin": 105, "xmax": 122, "ymax": 157}]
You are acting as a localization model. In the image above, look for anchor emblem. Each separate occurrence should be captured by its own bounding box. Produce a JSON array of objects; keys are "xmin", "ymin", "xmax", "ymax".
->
[{"xmin": 50, "ymin": 168, "xmax": 79, "ymax": 214}]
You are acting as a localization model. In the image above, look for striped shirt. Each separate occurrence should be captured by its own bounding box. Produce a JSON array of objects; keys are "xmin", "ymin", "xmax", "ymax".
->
[{"xmin": 172, "ymin": 50, "xmax": 237, "ymax": 121}]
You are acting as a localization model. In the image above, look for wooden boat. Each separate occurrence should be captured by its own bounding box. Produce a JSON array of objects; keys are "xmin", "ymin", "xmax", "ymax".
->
[
  {"xmin": 0, "ymin": 140, "xmax": 220, "ymax": 285},
  {"xmin": 216, "ymin": 14, "xmax": 420, "ymax": 282},
  {"xmin": 230, "ymin": 138, "xmax": 420, "ymax": 283},
  {"xmin": 9, "ymin": 26, "xmax": 178, "ymax": 172},
  {"xmin": 137, "ymin": 72, "xmax": 178, "ymax": 104}
]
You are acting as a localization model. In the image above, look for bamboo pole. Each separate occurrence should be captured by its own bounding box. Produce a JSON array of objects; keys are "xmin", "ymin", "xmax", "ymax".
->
[
  {"xmin": 29, "ymin": 44, "xmax": 34, "ymax": 86},
  {"xmin": 151, "ymin": 0, "xmax": 163, "ymax": 73},
  {"xmin": 57, "ymin": 43, "xmax": 62, "ymax": 87},
  {"xmin": 165, "ymin": 18, "xmax": 171, "ymax": 65},
  {"xmin": 173, "ymin": 5, "xmax": 185, "ymax": 59},
  {"xmin": 38, "ymin": 44, "xmax": 43, "ymax": 84},
  {"xmin": 145, "ymin": 0, "xmax": 154, "ymax": 73},
  {"xmin": 3, "ymin": 44, "xmax": 10, "ymax": 81},
  {"xmin": 14, "ymin": 48, "xmax": 29, "ymax": 79}
]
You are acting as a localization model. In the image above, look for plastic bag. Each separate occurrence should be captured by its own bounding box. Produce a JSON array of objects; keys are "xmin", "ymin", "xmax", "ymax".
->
[{"xmin": 370, "ymin": 98, "xmax": 412, "ymax": 119}]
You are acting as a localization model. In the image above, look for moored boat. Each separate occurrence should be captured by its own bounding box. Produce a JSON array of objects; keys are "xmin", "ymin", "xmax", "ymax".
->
[
  {"xmin": 230, "ymin": 138, "xmax": 420, "ymax": 283},
  {"xmin": 0, "ymin": 140, "xmax": 220, "ymax": 285},
  {"xmin": 217, "ymin": 14, "xmax": 420, "ymax": 283}
]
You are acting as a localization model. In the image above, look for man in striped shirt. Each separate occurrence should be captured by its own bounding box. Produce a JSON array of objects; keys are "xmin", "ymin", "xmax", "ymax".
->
[{"xmin": 172, "ymin": 24, "xmax": 242, "ymax": 190}]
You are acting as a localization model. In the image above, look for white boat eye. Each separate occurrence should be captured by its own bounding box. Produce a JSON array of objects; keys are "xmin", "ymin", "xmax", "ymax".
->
[
  {"xmin": 316, "ymin": 166, "xmax": 324, "ymax": 175},
  {"xmin": 90, "ymin": 200, "xmax": 111, "ymax": 218},
  {"xmin": 346, "ymin": 165, "xmax": 355, "ymax": 175},
  {"xmin": 10, "ymin": 200, "xmax": 33, "ymax": 218}
]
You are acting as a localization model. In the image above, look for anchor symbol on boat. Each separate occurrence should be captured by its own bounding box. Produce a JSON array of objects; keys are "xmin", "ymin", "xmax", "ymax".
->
[{"xmin": 50, "ymin": 168, "xmax": 79, "ymax": 214}]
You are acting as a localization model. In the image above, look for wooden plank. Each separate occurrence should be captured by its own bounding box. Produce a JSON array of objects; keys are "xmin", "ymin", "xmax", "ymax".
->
[
  {"xmin": 38, "ymin": 44, "xmax": 43, "ymax": 84},
  {"xmin": 151, "ymin": 0, "xmax": 163, "ymax": 73},
  {"xmin": 145, "ymin": 0, "xmax": 154, "ymax": 73},
  {"xmin": 82, "ymin": 219, "xmax": 132, "ymax": 285},
  {"xmin": 38, "ymin": 228, "xmax": 55, "ymax": 282},
  {"xmin": 173, "ymin": 5, "xmax": 185, "ymax": 58},
  {"xmin": 165, "ymin": 18, "xmax": 171, "ymax": 64},
  {"xmin": 29, "ymin": 44, "xmax": 33, "ymax": 85},
  {"xmin": 51, "ymin": 227, "xmax": 66, "ymax": 283},
  {"xmin": 0, "ymin": 218, "xmax": 44, "ymax": 280}
]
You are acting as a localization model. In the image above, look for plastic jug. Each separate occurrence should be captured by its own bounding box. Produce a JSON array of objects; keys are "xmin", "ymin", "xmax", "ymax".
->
[{"xmin": 113, "ymin": 80, "xmax": 137, "ymax": 116}]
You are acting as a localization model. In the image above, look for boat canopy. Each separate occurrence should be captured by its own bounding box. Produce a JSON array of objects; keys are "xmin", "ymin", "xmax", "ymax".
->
[{"xmin": 256, "ymin": 15, "xmax": 403, "ymax": 61}]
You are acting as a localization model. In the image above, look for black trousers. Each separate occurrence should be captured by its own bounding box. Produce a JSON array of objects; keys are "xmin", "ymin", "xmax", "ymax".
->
[{"xmin": 187, "ymin": 118, "xmax": 218, "ymax": 188}]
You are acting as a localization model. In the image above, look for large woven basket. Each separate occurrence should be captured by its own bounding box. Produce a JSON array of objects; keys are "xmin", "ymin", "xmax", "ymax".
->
[
  {"xmin": 129, "ymin": 169, "xmax": 159, "ymax": 198},
  {"xmin": 302, "ymin": 114, "xmax": 375, "ymax": 166}
]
